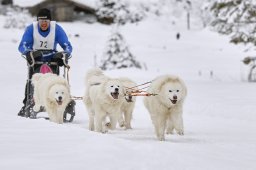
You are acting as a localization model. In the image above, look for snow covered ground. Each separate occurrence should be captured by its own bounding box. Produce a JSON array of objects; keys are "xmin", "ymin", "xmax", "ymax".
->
[{"xmin": 0, "ymin": 15, "xmax": 256, "ymax": 170}]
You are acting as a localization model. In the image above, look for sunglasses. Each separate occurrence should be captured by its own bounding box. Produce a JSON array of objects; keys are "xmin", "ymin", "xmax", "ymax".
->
[{"xmin": 38, "ymin": 19, "xmax": 50, "ymax": 24}]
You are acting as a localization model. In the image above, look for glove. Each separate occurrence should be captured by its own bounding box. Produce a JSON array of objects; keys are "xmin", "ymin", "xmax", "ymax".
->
[
  {"xmin": 54, "ymin": 52, "xmax": 69, "ymax": 66},
  {"xmin": 25, "ymin": 51, "xmax": 42, "ymax": 65},
  {"xmin": 32, "ymin": 51, "xmax": 43, "ymax": 58},
  {"xmin": 64, "ymin": 51, "xmax": 71, "ymax": 59}
]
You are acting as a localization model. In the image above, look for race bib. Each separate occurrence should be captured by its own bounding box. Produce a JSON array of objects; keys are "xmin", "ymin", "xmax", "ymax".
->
[{"xmin": 32, "ymin": 21, "xmax": 56, "ymax": 50}]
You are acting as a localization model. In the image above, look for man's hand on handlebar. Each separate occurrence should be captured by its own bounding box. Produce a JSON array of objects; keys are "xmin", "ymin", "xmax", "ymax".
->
[
  {"xmin": 26, "ymin": 51, "xmax": 42, "ymax": 65},
  {"xmin": 54, "ymin": 52, "xmax": 70, "ymax": 67}
]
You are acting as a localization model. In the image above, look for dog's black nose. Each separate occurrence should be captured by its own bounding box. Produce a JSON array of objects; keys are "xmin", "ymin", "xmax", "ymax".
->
[
  {"xmin": 115, "ymin": 88, "xmax": 119, "ymax": 92},
  {"xmin": 58, "ymin": 96, "xmax": 62, "ymax": 101},
  {"xmin": 173, "ymin": 95, "xmax": 177, "ymax": 100},
  {"xmin": 129, "ymin": 95, "xmax": 132, "ymax": 99}
]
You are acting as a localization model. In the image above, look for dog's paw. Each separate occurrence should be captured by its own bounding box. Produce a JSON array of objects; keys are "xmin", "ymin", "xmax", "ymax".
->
[
  {"xmin": 105, "ymin": 122, "xmax": 111, "ymax": 128},
  {"xmin": 89, "ymin": 127, "xmax": 94, "ymax": 131},
  {"xmin": 166, "ymin": 130, "xmax": 174, "ymax": 135},
  {"xmin": 158, "ymin": 136, "xmax": 165, "ymax": 141},
  {"xmin": 58, "ymin": 120, "xmax": 63, "ymax": 124},
  {"xmin": 125, "ymin": 124, "xmax": 132, "ymax": 130},
  {"xmin": 177, "ymin": 130, "xmax": 184, "ymax": 136},
  {"xmin": 119, "ymin": 121, "xmax": 125, "ymax": 128},
  {"xmin": 101, "ymin": 129, "xmax": 108, "ymax": 133},
  {"xmin": 156, "ymin": 133, "xmax": 165, "ymax": 141}
]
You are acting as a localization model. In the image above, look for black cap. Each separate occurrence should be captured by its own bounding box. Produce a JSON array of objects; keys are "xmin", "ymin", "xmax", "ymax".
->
[{"xmin": 37, "ymin": 8, "xmax": 51, "ymax": 20}]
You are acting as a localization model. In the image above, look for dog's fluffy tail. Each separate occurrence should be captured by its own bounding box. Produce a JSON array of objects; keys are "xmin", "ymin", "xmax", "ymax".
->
[
  {"xmin": 85, "ymin": 68, "xmax": 107, "ymax": 86},
  {"xmin": 85, "ymin": 68, "xmax": 103, "ymax": 80}
]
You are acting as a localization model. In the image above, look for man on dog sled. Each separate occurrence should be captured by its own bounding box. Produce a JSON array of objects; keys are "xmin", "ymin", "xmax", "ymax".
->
[{"xmin": 17, "ymin": 8, "xmax": 75, "ymax": 122}]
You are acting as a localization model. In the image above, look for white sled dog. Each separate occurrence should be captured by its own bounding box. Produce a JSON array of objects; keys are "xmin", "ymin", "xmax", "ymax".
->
[
  {"xmin": 118, "ymin": 77, "xmax": 137, "ymax": 129},
  {"xmin": 32, "ymin": 73, "xmax": 71, "ymax": 124},
  {"xmin": 83, "ymin": 68, "xmax": 125, "ymax": 133},
  {"xmin": 144, "ymin": 75, "xmax": 187, "ymax": 141}
]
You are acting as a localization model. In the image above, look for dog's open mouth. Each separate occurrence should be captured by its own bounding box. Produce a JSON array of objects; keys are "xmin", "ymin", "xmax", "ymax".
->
[
  {"xmin": 170, "ymin": 99, "xmax": 177, "ymax": 104},
  {"xmin": 125, "ymin": 98, "xmax": 133, "ymax": 102},
  {"xmin": 111, "ymin": 92, "xmax": 119, "ymax": 99},
  {"xmin": 125, "ymin": 96, "xmax": 133, "ymax": 102},
  {"xmin": 56, "ymin": 100, "xmax": 63, "ymax": 105}
]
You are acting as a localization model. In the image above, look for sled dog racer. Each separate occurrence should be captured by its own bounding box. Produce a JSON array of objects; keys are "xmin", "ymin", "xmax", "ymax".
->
[{"xmin": 17, "ymin": 8, "xmax": 73, "ymax": 116}]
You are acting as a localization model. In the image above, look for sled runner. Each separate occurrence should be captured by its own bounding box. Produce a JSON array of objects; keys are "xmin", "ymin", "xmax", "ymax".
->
[{"xmin": 21, "ymin": 51, "xmax": 76, "ymax": 122}]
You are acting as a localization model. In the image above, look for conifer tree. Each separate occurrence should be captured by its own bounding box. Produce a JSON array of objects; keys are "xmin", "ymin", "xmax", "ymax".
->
[
  {"xmin": 100, "ymin": 31, "xmax": 141, "ymax": 70},
  {"xmin": 96, "ymin": 0, "xmax": 143, "ymax": 25},
  {"xmin": 97, "ymin": 0, "xmax": 143, "ymax": 70},
  {"xmin": 210, "ymin": 0, "xmax": 256, "ymax": 45}
]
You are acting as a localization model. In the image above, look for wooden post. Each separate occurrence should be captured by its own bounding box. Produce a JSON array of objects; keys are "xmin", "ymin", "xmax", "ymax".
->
[
  {"xmin": 187, "ymin": 12, "xmax": 190, "ymax": 30},
  {"xmin": 94, "ymin": 54, "xmax": 97, "ymax": 67}
]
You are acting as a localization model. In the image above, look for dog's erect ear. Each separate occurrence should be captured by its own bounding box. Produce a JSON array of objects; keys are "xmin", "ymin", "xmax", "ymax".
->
[
  {"xmin": 176, "ymin": 77, "xmax": 187, "ymax": 98},
  {"xmin": 181, "ymin": 80, "xmax": 187, "ymax": 98},
  {"xmin": 121, "ymin": 84, "xmax": 126, "ymax": 96},
  {"xmin": 32, "ymin": 73, "xmax": 42, "ymax": 84}
]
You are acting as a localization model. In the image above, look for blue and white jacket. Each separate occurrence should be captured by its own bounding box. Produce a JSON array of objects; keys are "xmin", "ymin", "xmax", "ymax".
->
[{"xmin": 18, "ymin": 21, "xmax": 73, "ymax": 61}]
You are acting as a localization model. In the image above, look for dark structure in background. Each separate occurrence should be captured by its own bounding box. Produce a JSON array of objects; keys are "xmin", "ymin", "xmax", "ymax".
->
[
  {"xmin": 176, "ymin": 33, "xmax": 180, "ymax": 40},
  {"xmin": 23, "ymin": 0, "xmax": 96, "ymax": 22},
  {"xmin": 1, "ymin": 0, "xmax": 13, "ymax": 5},
  {"xmin": 3, "ymin": 0, "xmax": 115, "ymax": 23}
]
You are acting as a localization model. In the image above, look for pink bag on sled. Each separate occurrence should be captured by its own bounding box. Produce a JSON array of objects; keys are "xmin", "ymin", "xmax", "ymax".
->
[{"xmin": 39, "ymin": 64, "xmax": 53, "ymax": 74}]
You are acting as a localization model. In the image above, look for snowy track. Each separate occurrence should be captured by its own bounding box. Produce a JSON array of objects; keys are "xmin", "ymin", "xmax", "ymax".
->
[{"xmin": 1, "ymin": 17, "xmax": 256, "ymax": 170}]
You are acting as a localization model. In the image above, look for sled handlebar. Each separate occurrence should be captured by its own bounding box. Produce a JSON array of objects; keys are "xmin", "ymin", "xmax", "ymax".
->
[
  {"xmin": 54, "ymin": 51, "xmax": 71, "ymax": 69},
  {"xmin": 62, "ymin": 52, "xmax": 70, "ymax": 69},
  {"xmin": 21, "ymin": 52, "xmax": 37, "ymax": 67},
  {"xmin": 22, "ymin": 51, "xmax": 71, "ymax": 68}
]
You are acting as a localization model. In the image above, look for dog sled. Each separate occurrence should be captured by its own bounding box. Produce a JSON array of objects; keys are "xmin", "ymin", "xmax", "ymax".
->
[{"xmin": 21, "ymin": 51, "xmax": 76, "ymax": 122}]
